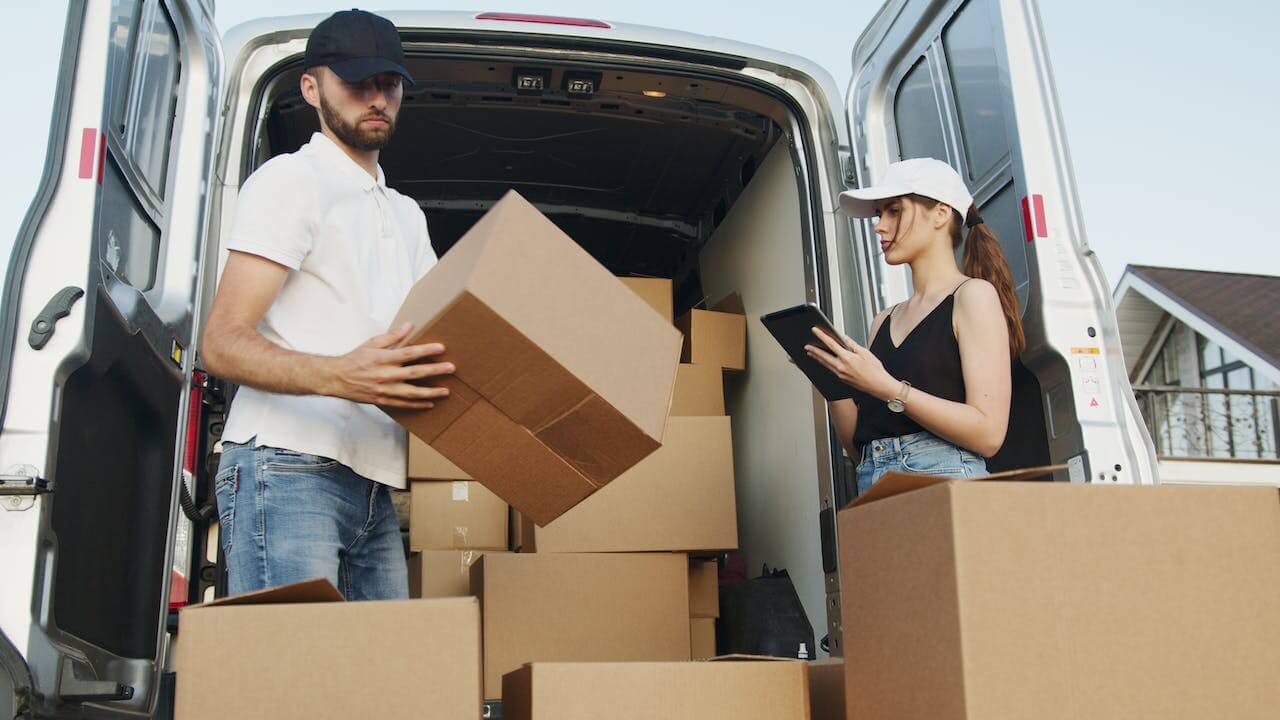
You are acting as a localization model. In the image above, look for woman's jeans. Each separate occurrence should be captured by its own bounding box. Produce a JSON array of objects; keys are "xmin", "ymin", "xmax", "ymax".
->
[
  {"xmin": 854, "ymin": 431, "xmax": 988, "ymax": 496},
  {"xmin": 214, "ymin": 439, "xmax": 408, "ymax": 600}
]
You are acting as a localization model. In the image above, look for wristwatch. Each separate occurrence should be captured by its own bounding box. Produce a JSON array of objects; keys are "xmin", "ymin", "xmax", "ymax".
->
[{"xmin": 887, "ymin": 381, "xmax": 912, "ymax": 413}]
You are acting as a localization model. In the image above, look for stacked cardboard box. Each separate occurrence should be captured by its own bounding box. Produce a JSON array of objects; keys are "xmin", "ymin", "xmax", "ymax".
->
[
  {"xmin": 688, "ymin": 559, "xmax": 719, "ymax": 660},
  {"xmin": 174, "ymin": 580, "xmax": 483, "ymax": 719},
  {"xmin": 837, "ymin": 468, "xmax": 1280, "ymax": 720},
  {"xmin": 406, "ymin": 437, "xmax": 509, "ymax": 599},
  {"xmin": 514, "ymin": 277, "xmax": 743, "ymax": 554}
]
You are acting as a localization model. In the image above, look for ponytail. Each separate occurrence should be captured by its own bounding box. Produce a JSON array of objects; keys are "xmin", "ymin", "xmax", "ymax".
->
[{"xmin": 957, "ymin": 206, "xmax": 1025, "ymax": 358}]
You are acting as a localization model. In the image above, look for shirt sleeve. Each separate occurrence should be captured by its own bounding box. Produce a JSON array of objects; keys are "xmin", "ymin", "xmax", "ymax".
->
[{"xmin": 224, "ymin": 158, "xmax": 314, "ymax": 270}]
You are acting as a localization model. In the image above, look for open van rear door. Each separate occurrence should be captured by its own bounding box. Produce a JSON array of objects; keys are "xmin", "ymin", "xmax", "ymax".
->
[
  {"xmin": 845, "ymin": 0, "xmax": 1157, "ymax": 483},
  {"xmin": 0, "ymin": 0, "xmax": 221, "ymax": 715}
]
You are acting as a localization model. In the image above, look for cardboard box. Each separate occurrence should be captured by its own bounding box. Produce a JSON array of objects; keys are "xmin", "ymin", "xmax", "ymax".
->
[
  {"xmin": 386, "ymin": 191, "xmax": 683, "ymax": 526},
  {"xmin": 472, "ymin": 553, "xmax": 690, "ymax": 699},
  {"xmin": 688, "ymin": 559, "xmax": 719, "ymax": 618},
  {"xmin": 174, "ymin": 579, "xmax": 481, "ymax": 720},
  {"xmin": 502, "ymin": 659, "xmax": 809, "ymax": 719},
  {"xmin": 806, "ymin": 659, "xmax": 845, "ymax": 720},
  {"xmin": 690, "ymin": 618, "xmax": 717, "ymax": 659},
  {"xmin": 518, "ymin": 416, "xmax": 738, "ymax": 553},
  {"xmin": 670, "ymin": 363, "xmax": 725, "ymax": 416},
  {"xmin": 408, "ymin": 435, "xmax": 470, "ymax": 480},
  {"xmin": 410, "ymin": 480, "xmax": 507, "ymax": 551},
  {"xmin": 619, "ymin": 277, "xmax": 673, "ymax": 324},
  {"xmin": 410, "ymin": 549, "xmax": 505, "ymax": 599},
  {"xmin": 676, "ymin": 309, "xmax": 746, "ymax": 371},
  {"xmin": 838, "ymin": 468, "xmax": 1280, "ymax": 720}
]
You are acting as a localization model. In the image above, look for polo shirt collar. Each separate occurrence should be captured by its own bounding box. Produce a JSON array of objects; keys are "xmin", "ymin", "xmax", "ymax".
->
[{"xmin": 308, "ymin": 131, "xmax": 387, "ymax": 191}]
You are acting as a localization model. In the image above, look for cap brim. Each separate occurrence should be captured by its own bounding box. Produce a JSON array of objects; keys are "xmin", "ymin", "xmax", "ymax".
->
[
  {"xmin": 328, "ymin": 57, "xmax": 415, "ymax": 86},
  {"xmin": 837, "ymin": 185, "xmax": 912, "ymax": 218}
]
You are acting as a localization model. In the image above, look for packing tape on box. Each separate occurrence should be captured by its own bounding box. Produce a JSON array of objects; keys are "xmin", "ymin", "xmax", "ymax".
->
[
  {"xmin": 461, "ymin": 550, "xmax": 477, "ymax": 575},
  {"xmin": 452, "ymin": 481, "xmax": 469, "ymax": 502},
  {"xmin": 453, "ymin": 526, "xmax": 468, "ymax": 548}
]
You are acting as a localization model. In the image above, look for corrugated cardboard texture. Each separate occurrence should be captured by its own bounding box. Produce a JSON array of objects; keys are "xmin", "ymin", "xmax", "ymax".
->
[
  {"xmin": 174, "ymin": 597, "xmax": 481, "ymax": 720},
  {"xmin": 691, "ymin": 618, "xmax": 717, "ymax": 659},
  {"xmin": 688, "ymin": 559, "xmax": 719, "ymax": 618},
  {"xmin": 408, "ymin": 435, "xmax": 470, "ymax": 481},
  {"xmin": 838, "ymin": 480, "xmax": 1280, "ymax": 720},
  {"xmin": 670, "ymin": 363, "xmax": 725, "ymax": 416},
  {"xmin": 409, "ymin": 480, "xmax": 508, "ymax": 551},
  {"xmin": 473, "ymin": 553, "xmax": 690, "ymax": 700},
  {"xmin": 410, "ymin": 550, "xmax": 505, "ymax": 599},
  {"xmin": 806, "ymin": 659, "xmax": 844, "ymax": 720},
  {"xmin": 387, "ymin": 191, "xmax": 682, "ymax": 524},
  {"xmin": 522, "ymin": 417, "xmax": 738, "ymax": 553},
  {"xmin": 676, "ymin": 309, "xmax": 746, "ymax": 371},
  {"xmin": 619, "ymin": 277, "xmax": 674, "ymax": 324},
  {"xmin": 502, "ymin": 661, "xmax": 809, "ymax": 719}
]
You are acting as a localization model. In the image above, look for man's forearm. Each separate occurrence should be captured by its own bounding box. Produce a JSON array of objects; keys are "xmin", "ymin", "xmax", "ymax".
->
[{"xmin": 203, "ymin": 324, "xmax": 336, "ymax": 397}]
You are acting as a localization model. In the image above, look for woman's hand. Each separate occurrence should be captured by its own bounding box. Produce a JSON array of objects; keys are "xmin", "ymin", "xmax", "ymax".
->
[{"xmin": 805, "ymin": 327, "xmax": 899, "ymax": 400}]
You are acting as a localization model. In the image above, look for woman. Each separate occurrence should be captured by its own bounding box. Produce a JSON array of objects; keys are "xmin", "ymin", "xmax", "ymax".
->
[{"xmin": 805, "ymin": 158, "xmax": 1024, "ymax": 495}]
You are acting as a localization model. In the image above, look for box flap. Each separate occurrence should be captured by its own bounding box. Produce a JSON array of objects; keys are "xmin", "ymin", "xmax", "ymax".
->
[
  {"xmin": 711, "ymin": 292, "xmax": 746, "ymax": 315},
  {"xmin": 850, "ymin": 464, "xmax": 1067, "ymax": 507},
  {"xmin": 708, "ymin": 654, "xmax": 802, "ymax": 663},
  {"xmin": 185, "ymin": 578, "xmax": 344, "ymax": 610}
]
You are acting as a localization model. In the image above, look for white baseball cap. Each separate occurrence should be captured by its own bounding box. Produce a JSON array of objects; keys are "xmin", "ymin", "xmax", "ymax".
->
[{"xmin": 838, "ymin": 158, "xmax": 974, "ymax": 219}]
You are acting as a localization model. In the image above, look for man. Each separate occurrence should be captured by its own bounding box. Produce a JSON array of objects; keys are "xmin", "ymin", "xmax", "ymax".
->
[{"xmin": 202, "ymin": 10, "xmax": 450, "ymax": 600}]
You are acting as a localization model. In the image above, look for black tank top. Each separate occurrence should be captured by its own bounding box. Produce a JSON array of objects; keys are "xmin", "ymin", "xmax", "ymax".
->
[{"xmin": 851, "ymin": 283, "xmax": 969, "ymax": 445}]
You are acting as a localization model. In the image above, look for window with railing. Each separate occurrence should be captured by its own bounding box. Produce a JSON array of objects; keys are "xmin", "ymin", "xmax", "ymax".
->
[{"xmin": 1135, "ymin": 330, "xmax": 1279, "ymax": 460}]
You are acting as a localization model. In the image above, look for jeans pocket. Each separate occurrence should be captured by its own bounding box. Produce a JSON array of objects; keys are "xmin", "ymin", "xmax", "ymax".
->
[
  {"xmin": 262, "ymin": 447, "xmax": 338, "ymax": 471},
  {"xmin": 214, "ymin": 464, "xmax": 238, "ymax": 553},
  {"xmin": 900, "ymin": 445, "xmax": 964, "ymax": 477}
]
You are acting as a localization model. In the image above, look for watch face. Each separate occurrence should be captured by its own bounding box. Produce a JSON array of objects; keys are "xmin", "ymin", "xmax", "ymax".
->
[{"xmin": 887, "ymin": 399, "xmax": 905, "ymax": 413}]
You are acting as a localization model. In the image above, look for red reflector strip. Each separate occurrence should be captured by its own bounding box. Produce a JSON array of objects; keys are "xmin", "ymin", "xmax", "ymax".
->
[
  {"xmin": 169, "ymin": 569, "xmax": 188, "ymax": 610},
  {"xmin": 1021, "ymin": 194, "xmax": 1049, "ymax": 242},
  {"xmin": 78, "ymin": 128, "xmax": 97, "ymax": 179},
  {"xmin": 183, "ymin": 380, "xmax": 204, "ymax": 475},
  {"xmin": 475, "ymin": 12, "xmax": 612, "ymax": 28},
  {"xmin": 96, "ymin": 133, "xmax": 106, "ymax": 186}
]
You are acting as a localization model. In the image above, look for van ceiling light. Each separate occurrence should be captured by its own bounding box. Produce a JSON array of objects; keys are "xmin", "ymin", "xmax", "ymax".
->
[
  {"xmin": 643, "ymin": 90, "xmax": 667, "ymax": 98},
  {"xmin": 514, "ymin": 67, "xmax": 552, "ymax": 95},
  {"xmin": 476, "ymin": 12, "xmax": 612, "ymax": 29},
  {"xmin": 563, "ymin": 71, "xmax": 603, "ymax": 98}
]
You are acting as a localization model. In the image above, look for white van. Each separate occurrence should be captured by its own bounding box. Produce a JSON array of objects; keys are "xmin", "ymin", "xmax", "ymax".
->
[{"xmin": 0, "ymin": 0, "xmax": 1157, "ymax": 716}]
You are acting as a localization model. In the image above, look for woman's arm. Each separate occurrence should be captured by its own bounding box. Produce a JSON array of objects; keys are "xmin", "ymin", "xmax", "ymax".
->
[
  {"xmin": 807, "ymin": 281, "xmax": 1011, "ymax": 457},
  {"xmin": 825, "ymin": 309, "xmax": 891, "ymax": 459}
]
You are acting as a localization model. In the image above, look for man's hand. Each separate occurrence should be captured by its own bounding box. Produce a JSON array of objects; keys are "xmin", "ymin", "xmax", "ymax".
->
[
  {"xmin": 805, "ymin": 326, "xmax": 898, "ymax": 400},
  {"xmin": 321, "ymin": 322, "xmax": 454, "ymax": 409}
]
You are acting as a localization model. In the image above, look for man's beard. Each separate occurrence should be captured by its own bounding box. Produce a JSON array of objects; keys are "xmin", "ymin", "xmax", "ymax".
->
[{"xmin": 318, "ymin": 90, "xmax": 396, "ymax": 152}]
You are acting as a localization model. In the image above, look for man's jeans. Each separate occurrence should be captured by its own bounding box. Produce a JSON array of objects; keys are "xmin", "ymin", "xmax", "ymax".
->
[{"xmin": 213, "ymin": 439, "xmax": 408, "ymax": 600}]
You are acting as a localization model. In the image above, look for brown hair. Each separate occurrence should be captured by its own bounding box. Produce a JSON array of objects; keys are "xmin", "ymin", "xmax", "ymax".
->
[{"xmin": 906, "ymin": 194, "xmax": 1026, "ymax": 357}]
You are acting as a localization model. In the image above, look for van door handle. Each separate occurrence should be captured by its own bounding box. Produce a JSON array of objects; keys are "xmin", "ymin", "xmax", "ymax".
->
[{"xmin": 28, "ymin": 286, "xmax": 84, "ymax": 350}]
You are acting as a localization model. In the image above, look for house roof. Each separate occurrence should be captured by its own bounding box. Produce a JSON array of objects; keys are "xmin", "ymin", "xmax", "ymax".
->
[{"xmin": 1122, "ymin": 265, "xmax": 1280, "ymax": 375}]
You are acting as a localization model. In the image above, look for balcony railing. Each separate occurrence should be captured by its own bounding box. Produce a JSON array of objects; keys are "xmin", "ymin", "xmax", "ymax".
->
[{"xmin": 1133, "ymin": 385, "xmax": 1280, "ymax": 461}]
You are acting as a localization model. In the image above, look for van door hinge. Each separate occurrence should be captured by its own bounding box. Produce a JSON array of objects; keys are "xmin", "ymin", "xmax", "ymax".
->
[
  {"xmin": 29, "ymin": 286, "xmax": 84, "ymax": 350},
  {"xmin": 1, "ymin": 468, "xmax": 49, "ymax": 511}
]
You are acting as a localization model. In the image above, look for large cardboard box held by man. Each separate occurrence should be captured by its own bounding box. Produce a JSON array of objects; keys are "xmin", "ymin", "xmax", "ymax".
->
[
  {"xmin": 472, "ymin": 553, "xmax": 690, "ymax": 700},
  {"xmin": 502, "ymin": 659, "xmax": 809, "ymax": 720},
  {"xmin": 838, "ymin": 469, "xmax": 1280, "ymax": 720},
  {"xmin": 173, "ymin": 580, "xmax": 481, "ymax": 720},
  {"xmin": 386, "ymin": 191, "xmax": 683, "ymax": 526},
  {"xmin": 516, "ymin": 416, "xmax": 738, "ymax": 553}
]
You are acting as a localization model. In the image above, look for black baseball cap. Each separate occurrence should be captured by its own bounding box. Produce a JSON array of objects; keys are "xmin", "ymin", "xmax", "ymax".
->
[{"xmin": 303, "ymin": 9, "xmax": 415, "ymax": 85}]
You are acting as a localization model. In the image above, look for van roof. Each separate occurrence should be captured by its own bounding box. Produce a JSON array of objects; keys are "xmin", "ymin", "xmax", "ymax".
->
[{"xmin": 221, "ymin": 10, "xmax": 843, "ymax": 108}]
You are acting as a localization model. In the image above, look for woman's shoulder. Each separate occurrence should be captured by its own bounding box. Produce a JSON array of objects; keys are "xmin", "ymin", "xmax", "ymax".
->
[{"xmin": 953, "ymin": 277, "xmax": 999, "ymax": 311}]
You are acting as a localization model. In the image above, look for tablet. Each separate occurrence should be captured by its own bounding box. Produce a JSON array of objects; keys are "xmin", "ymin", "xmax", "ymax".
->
[{"xmin": 760, "ymin": 303, "xmax": 856, "ymax": 401}]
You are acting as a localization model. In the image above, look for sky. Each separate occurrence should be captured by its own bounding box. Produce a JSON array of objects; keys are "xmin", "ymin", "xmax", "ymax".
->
[{"xmin": 2, "ymin": 1, "xmax": 1277, "ymax": 290}]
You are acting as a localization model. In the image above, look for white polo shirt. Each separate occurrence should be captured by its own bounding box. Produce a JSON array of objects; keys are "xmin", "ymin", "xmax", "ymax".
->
[{"xmin": 220, "ymin": 132, "xmax": 437, "ymax": 489}]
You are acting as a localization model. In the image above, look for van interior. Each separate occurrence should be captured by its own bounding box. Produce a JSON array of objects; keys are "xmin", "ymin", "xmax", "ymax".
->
[{"xmin": 238, "ymin": 54, "xmax": 844, "ymax": 643}]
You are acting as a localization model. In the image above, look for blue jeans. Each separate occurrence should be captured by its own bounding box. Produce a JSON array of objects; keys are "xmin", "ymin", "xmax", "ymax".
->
[
  {"xmin": 854, "ymin": 431, "xmax": 988, "ymax": 496},
  {"xmin": 213, "ymin": 440, "xmax": 408, "ymax": 600}
]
